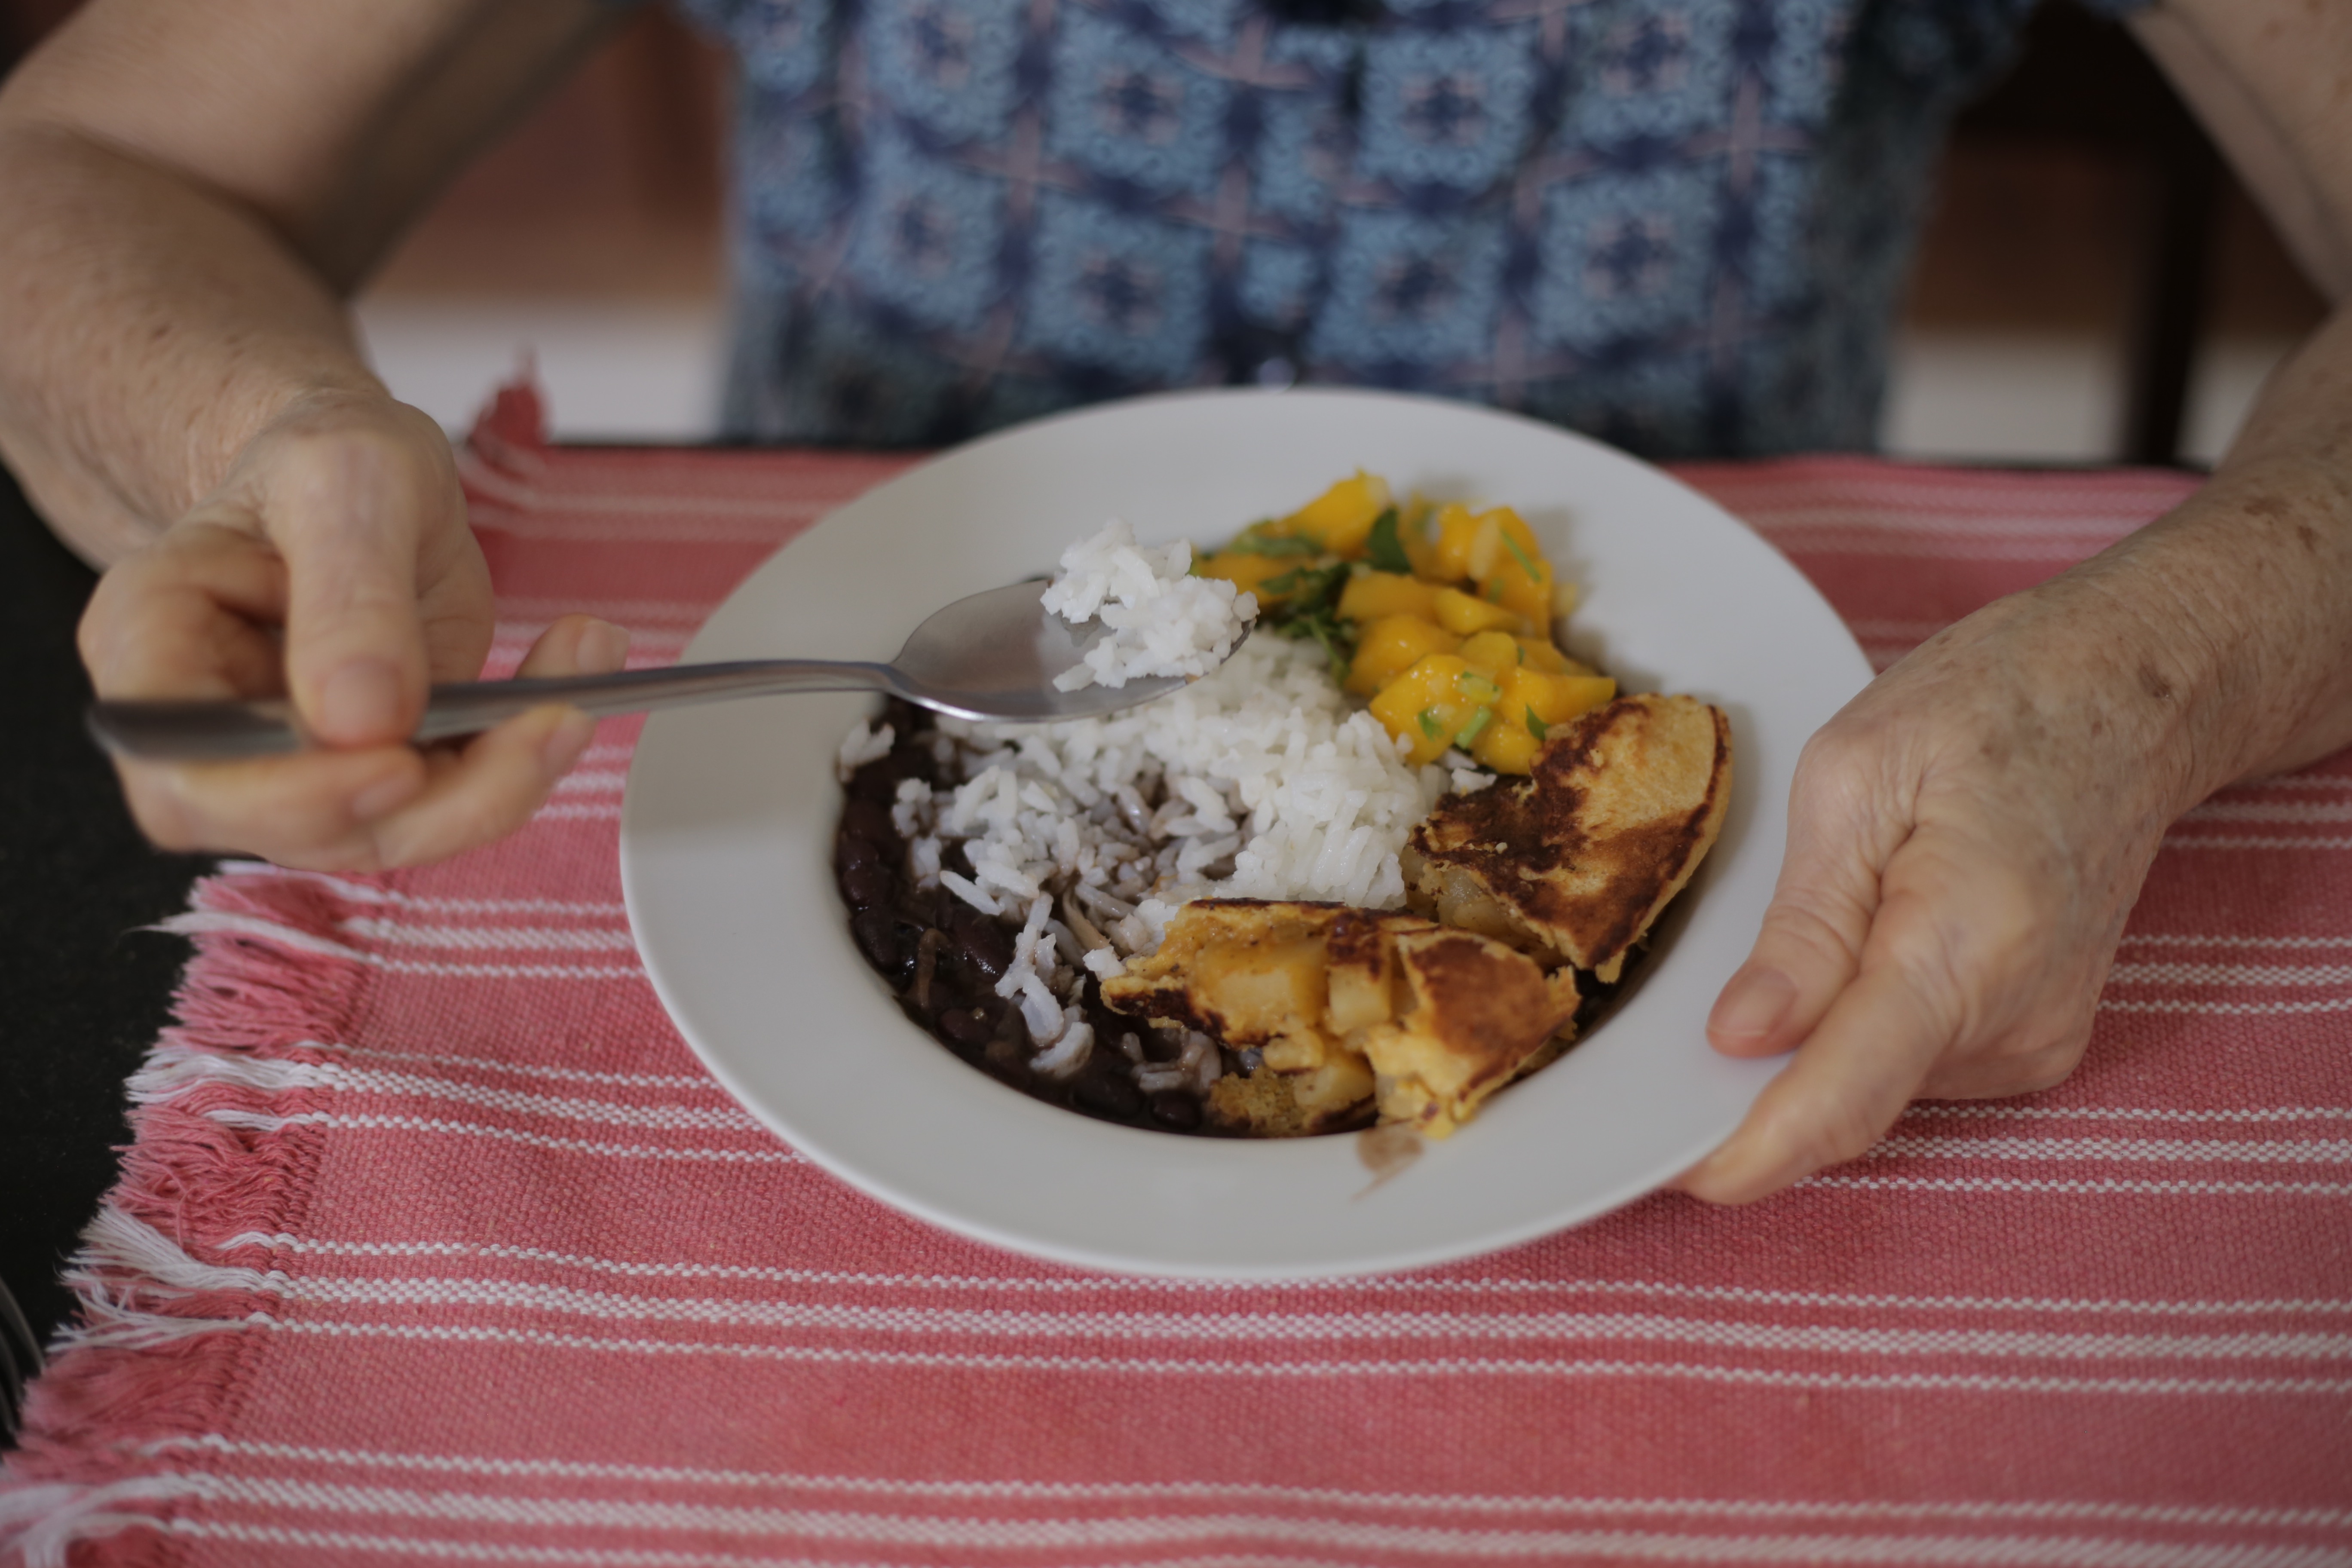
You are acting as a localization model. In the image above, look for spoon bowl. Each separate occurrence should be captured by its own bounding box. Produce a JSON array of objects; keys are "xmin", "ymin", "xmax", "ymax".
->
[{"xmin": 87, "ymin": 580, "xmax": 1245, "ymax": 762}]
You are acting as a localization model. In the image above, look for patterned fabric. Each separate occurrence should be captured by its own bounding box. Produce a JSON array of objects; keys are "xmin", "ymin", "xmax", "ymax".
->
[{"xmin": 681, "ymin": 0, "xmax": 2150, "ymax": 458}]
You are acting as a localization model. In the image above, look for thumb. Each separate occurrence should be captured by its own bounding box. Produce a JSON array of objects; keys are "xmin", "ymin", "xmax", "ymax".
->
[
  {"xmin": 1708, "ymin": 742, "xmax": 1901, "ymax": 1060},
  {"xmin": 267, "ymin": 429, "xmax": 444, "ymax": 749}
]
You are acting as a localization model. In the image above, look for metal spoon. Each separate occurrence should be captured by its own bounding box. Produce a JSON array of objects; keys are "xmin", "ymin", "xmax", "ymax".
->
[{"xmin": 86, "ymin": 580, "xmax": 1250, "ymax": 763}]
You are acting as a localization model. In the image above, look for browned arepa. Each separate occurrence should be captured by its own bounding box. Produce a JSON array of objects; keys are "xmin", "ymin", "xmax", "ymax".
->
[
  {"xmin": 1401, "ymin": 693, "xmax": 1732, "ymax": 984},
  {"xmin": 1100, "ymin": 901, "xmax": 1578, "ymax": 1138}
]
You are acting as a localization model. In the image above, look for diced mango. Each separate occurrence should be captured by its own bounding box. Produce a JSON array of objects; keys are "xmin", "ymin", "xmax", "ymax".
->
[
  {"xmin": 1196, "ymin": 551, "xmax": 1300, "ymax": 603},
  {"xmin": 1507, "ymin": 668, "xmax": 1617, "ymax": 728},
  {"xmin": 1432, "ymin": 585, "xmax": 1523, "ymax": 637},
  {"xmin": 1420, "ymin": 503, "xmax": 1481, "ymax": 583},
  {"xmin": 1471, "ymin": 717, "xmax": 1541, "ymax": 775},
  {"xmin": 1514, "ymin": 636, "xmax": 1571, "ymax": 673},
  {"xmin": 1346, "ymin": 614, "xmax": 1458, "ymax": 696},
  {"xmin": 1456, "ymin": 629, "xmax": 1522, "ymax": 680},
  {"xmin": 1463, "ymin": 507, "xmax": 1540, "ymax": 582},
  {"xmin": 1285, "ymin": 472, "xmax": 1390, "ymax": 558},
  {"xmin": 1397, "ymin": 499, "xmax": 1438, "ymax": 577},
  {"xmin": 1368, "ymin": 654, "xmax": 1496, "ymax": 766},
  {"xmin": 1337, "ymin": 570, "xmax": 1439, "ymax": 623}
]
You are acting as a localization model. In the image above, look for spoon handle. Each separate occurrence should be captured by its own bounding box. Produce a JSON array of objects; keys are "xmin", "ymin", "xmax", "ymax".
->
[{"xmin": 86, "ymin": 659, "xmax": 901, "ymax": 762}]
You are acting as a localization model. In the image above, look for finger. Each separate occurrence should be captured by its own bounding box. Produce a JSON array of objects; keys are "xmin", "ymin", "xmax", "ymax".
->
[
  {"xmin": 80, "ymin": 522, "xmax": 290, "ymax": 700},
  {"xmin": 268, "ymin": 426, "xmax": 449, "ymax": 747},
  {"xmin": 363, "ymin": 704, "xmax": 596, "ymax": 868},
  {"xmin": 119, "ymin": 743, "xmax": 427, "ymax": 863},
  {"xmin": 1707, "ymin": 826, "xmax": 1889, "ymax": 1063},
  {"xmin": 1681, "ymin": 959, "xmax": 1948, "ymax": 1204},
  {"xmin": 514, "ymin": 614, "xmax": 631, "ymax": 680},
  {"xmin": 351, "ymin": 616, "xmax": 625, "ymax": 867}
]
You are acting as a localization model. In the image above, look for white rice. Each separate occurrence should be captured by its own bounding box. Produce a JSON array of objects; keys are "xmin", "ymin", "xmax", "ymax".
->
[
  {"xmin": 1041, "ymin": 520, "xmax": 1256, "ymax": 692},
  {"xmin": 877, "ymin": 633, "xmax": 1452, "ymax": 1053}
]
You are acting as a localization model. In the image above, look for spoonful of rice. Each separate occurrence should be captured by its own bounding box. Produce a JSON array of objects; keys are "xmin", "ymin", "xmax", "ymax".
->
[{"xmin": 88, "ymin": 522, "xmax": 1258, "ymax": 762}]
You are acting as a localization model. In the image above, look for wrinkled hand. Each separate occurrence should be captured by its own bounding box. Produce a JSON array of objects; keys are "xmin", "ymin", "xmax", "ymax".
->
[
  {"xmin": 79, "ymin": 391, "xmax": 628, "ymax": 870},
  {"xmin": 1683, "ymin": 583, "xmax": 2187, "ymax": 1203}
]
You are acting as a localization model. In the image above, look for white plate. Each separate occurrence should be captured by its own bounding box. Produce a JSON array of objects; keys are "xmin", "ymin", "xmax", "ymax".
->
[{"xmin": 620, "ymin": 388, "xmax": 1871, "ymax": 1277}]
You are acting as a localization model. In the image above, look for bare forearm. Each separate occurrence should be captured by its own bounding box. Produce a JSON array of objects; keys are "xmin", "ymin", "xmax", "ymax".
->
[{"xmin": 0, "ymin": 124, "xmax": 383, "ymax": 565}]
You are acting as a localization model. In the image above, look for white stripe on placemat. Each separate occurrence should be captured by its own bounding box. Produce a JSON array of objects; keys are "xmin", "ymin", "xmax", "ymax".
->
[
  {"xmin": 193, "ymin": 1319, "xmax": 2352, "ymax": 1393},
  {"xmin": 139, "ymin": 1478, "xmax": 2352, "ymax": 1561},
  {"xmin": 337, "ymin": 919, "xmax": 638, "ymax": 952},
  {"xmin": 2162, "ymin": 836, "xmax": 2352, "ymax": 850},
  {"xmin": 144, "ymin": 1058, "xmax": 758, "ymax": 1132},
  {"xmin": 2101, "ymin": 997, "xmax": 2352, "ymax": 1017},
  {"xmin": 2182, "ymin": 803, "xmax": 2352, "ymax": 824},
  {"xmin": 1863, "ymin": 1136, "xmax": 2352, "ymax": 1164},
  {"xmin": 1903, "ymin": 1105, "xmax": 2352, "ymax": 1125},
  {"xmin": 185, "ymin": 1283, "xmax": 2352, "ymax": 1364},
  {"xmin": 2107, "ymin": 964, "xmax": 2352, "ymax": 986},
  {"xmin": 150, "ymin": 1517, "xmax": 2352, "ymax": 1568},
  {"xmin": 299, "ymin": 1044, "xmax": 717, "ymax": 1091},
  {"xmin": 2117, "ymin": 936, "xmax": 2352, "ymax": 950},
  {"xmin": 207, "ymin": 1234, "xmax": 2352, "ymax": 1315},
  {"xmin": 136, "ymin": 1437, "xmax": 2352, "ymax": 1529},
  {"xmin": 196, "ymin": 1112, "xmax": 796, "ymax": 1163},
  {"xmin": 1807, "ymin": 1174, "xmax": 2352, "ymax": 1196}
]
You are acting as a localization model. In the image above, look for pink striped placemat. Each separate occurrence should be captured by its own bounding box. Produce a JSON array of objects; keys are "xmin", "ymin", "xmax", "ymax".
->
[{"xmin": 6, "ymin": 385, "xmax": 2349, "ymax": 1566}]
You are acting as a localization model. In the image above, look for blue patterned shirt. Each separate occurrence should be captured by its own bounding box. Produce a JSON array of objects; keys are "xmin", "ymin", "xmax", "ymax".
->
[{"xmin": 677, "ymin": 0, "xmax": 2148, "ymax": 458}]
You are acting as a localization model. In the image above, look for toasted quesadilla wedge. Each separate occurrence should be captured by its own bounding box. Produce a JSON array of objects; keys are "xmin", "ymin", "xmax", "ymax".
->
[{"xmin": 1401, "ymin": 693, "xmax": 1732, "ymax": 983}]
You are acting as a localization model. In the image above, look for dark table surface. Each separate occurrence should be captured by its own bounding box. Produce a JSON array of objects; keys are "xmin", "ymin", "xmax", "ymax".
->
[{"xmin": 1, "ymin": 466, "xmax": 211, "ymax": 1389}]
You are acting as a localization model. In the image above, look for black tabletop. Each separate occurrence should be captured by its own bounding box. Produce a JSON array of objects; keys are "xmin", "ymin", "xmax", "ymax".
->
[{"xmin": 0, "ymin": 468, "xmax": 211, "ymax": 1375}]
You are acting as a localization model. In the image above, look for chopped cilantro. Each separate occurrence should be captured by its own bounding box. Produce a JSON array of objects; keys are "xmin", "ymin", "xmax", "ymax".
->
[
  {"xmin": 1483, "ymin": 579, "xmax": 1504, "ymax": 603},
  {"xmin": 1526, "ymin": 706, "xmax": 1549, "ymax": 741},
  {"xmin": 1225, "ymin": 526, "xmax": 1321, "ymax": 558},
  {"xmin": 1418, "ymin": 708, "xmax": 1443, "ymax": 740},
  {"xmin": 1501, "ymin": 529, "xmax": 1541, "ymax": 582},
  {"xmin": 1454, "ymin": 707, "xmax": 1494, "ymax": 747},
  {"xmin": 1364, "ymin": 507, "xmax": 1411, "ymax": 573}
]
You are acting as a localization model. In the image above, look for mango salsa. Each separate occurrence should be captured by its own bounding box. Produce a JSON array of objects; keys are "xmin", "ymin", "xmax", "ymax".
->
[
  {"xmin": 1336, "ymin": 570, "xmax": 1439, "ymax": 623},
  {"xmin": 1196, "ymin": 550, "xmax": 1299, "ymax": 604},
  {"xmin": 1285, "ymin": 472, "xmax": 1391, "ymax": 558},
  {"xmin": 1347, "ymin": 613, "xmax": 1459, "ymax": 697},
  {"xmin": 1369, "ymin": 655, "xmax": 1503, "ymax": 766},
  {"xmin": 1431, "ymin": 585, "xmax": 1523, "ymax": 638},
  {"xmin": 1207, "ymin": 470, "xmax": 1595, "ymax": 777}
]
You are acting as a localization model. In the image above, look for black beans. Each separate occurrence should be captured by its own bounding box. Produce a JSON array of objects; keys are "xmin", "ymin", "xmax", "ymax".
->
[
  {"xmin": 937, "ymin": 1004, "xmax": 996, "ymax": 1051},
  {"xmin": 947, "ymin": 905, "xmax": 1013, "ymax": 981},
  {"xmin": 839, "ymin": 861, "xmax": 894, "ymax": 910},
  {"xmin": 1074, "ymin": 1072, "xmax": 1144, "ymax": 1121},
  {"xmin": 837, "ymin": 724, "xmax": 1224, "ymax": 1137},
  {"xmin": 1148, "ymin": 1091, "xmax": 1202, "ymax": 1132}
]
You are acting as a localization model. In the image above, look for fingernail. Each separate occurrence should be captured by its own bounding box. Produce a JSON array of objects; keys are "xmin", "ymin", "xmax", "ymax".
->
[
  {"xmin": 320, "ymin": 658, "xmax": 404, "ymax": 742},
  {"xmin": 352, "ymin": 768, "xmax": 423, "ymax": 821},
  {"xmin": 1710, "ymin": 965, "xmax": 1796, "ymax": 1045},
  {"xmin": 540, "ymin": 708, "xmax": 596, "ymax": 778},
  {"xmin": 579, "ymin": 618, "xmax": 631, "ymax": 674}
]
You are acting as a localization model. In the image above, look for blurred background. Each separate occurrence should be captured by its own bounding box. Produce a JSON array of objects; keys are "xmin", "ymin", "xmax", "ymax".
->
[{"xmin": 0, "ymin": 0, "xmax": 2330, "ymax": 463}]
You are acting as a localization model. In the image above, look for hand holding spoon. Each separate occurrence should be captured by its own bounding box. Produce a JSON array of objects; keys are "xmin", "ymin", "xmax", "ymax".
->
[{"xmin": 88, "ymin": 581, "xmax": 1247, "ymax": 762}]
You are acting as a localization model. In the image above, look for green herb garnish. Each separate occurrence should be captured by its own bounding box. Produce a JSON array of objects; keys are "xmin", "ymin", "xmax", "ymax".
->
[
  {"xmin": 1224, "ymin": 526, "xmax": 1321, "ymax": 558},
  {"xmin": 1257, "ymin": 558, "xmax": 1357, "ymax": 680},
  {"xmin": 1501, "ymin": 529, "xmax": 1541, "ymax": 582},
  {"xmin": 1526, "ymin": 706, "xmax": 1549, "ymax": 741},
  {"xmin": 1364, "ymin": 507, "xmax": 1411, "ymax": 573},
  {"xmin": 1454, "ymin": 707, "xmax": 1494, "ymax": 747},
  {"xmin": 1418, "ymin": 708, "xmax": 1443, "ymax": 739}
]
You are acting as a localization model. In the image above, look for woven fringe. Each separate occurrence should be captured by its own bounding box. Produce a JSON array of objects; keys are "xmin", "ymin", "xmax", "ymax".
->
[{"xmin": 1, "ymin": 867, "xmax": 380, "ymax": 1563}]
